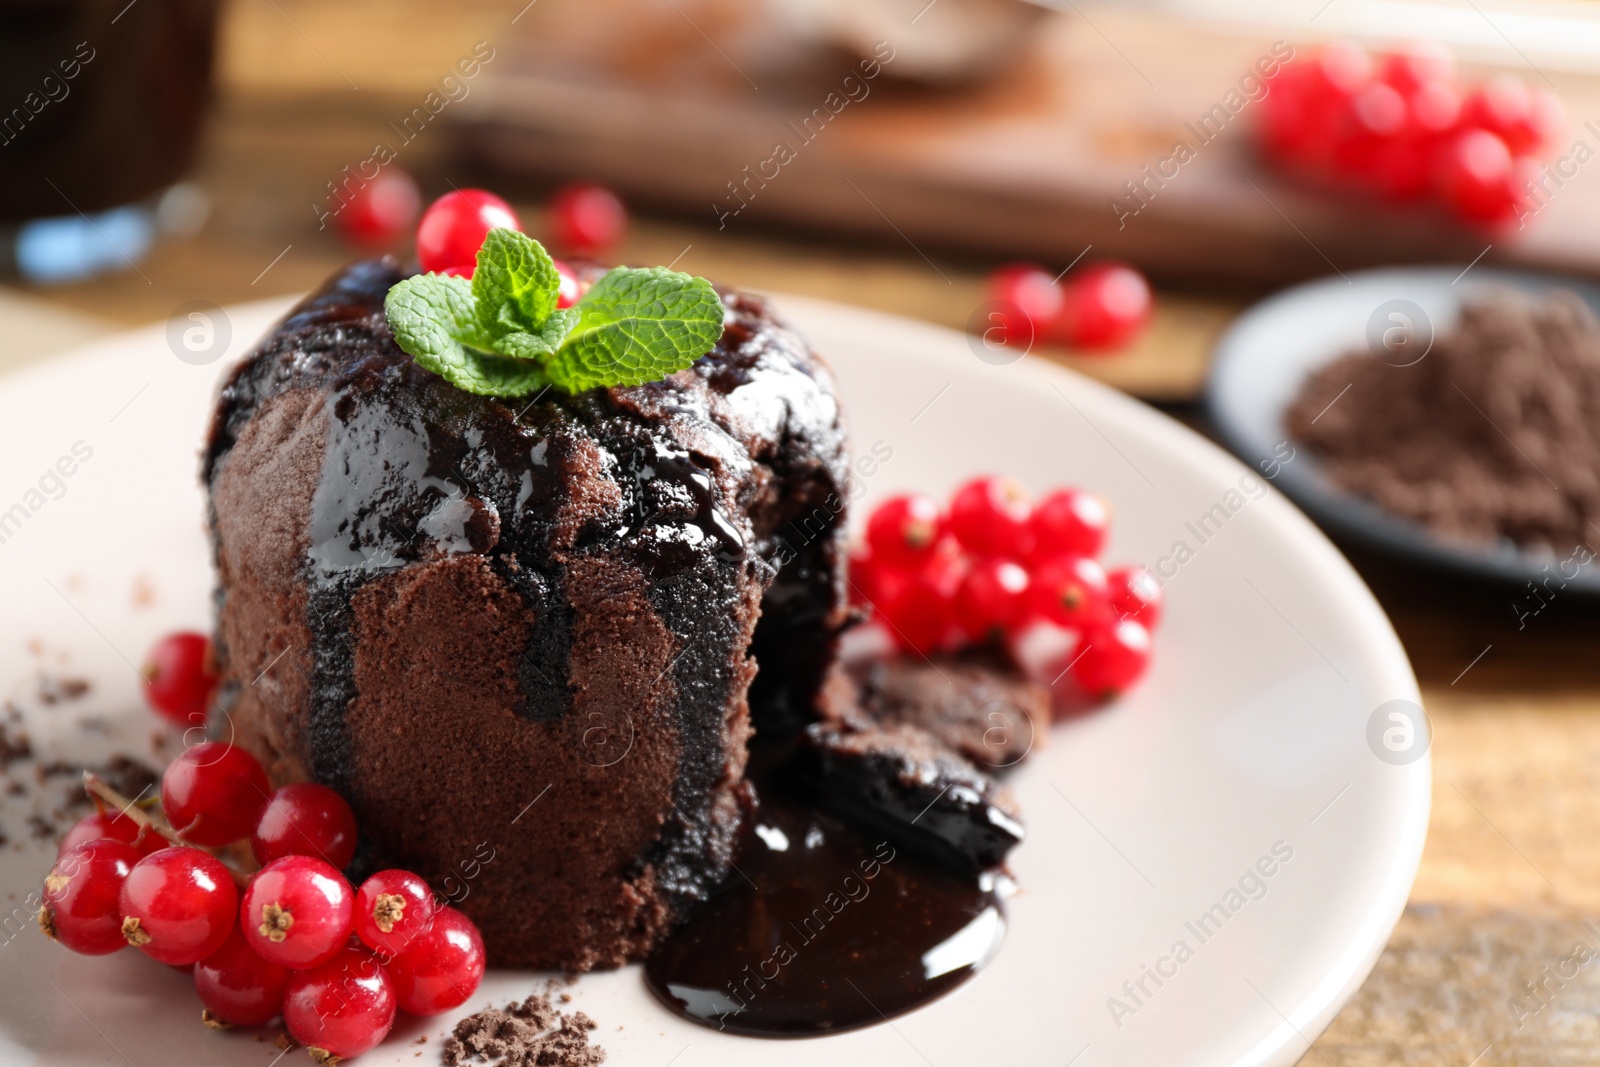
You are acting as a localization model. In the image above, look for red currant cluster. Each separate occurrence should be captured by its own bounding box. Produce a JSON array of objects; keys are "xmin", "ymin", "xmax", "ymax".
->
[
  {"xmin": 44, "ymin": 648, "xmax": 486, "ymax": 1064},
  {"xmin": 340, "ymin": 176, "xmax": 628, "ymax": 264},
  {"xmin": 985, "ymin": 261, "xmax": 1153, "ymax": 353},
  {"xmin": 413, "ymin": 185, "xmax": 624, "ymax": 293},
  {"xmin": 851, "ymin": 477, "xmax": 1161, "ymax": 702},
  {"xmin": 1260, "ymin": 41, "xmax": 1564, "ymax": 226}
]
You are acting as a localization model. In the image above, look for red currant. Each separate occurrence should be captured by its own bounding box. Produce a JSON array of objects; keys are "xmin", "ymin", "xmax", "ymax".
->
[
  {"xmin": 1295, "ymin": 42, "xmax": 1376, "ymax": 169},
  {"xmin": 386, "ymin": 906, "xmax": 486, "ymax": 1016},
  {"xmin": 547, "ymin": 182, "xmax": 626, "ymax": 256},
  {"xmin": 194, "ymin": 928, "xmax": 291, "ymax": 1027},
  {"xmin": 119, "ymin": 846, "xmax": 238, "ymax": 965},
  {"xmin": 1311, "ymin": 41, "xmax": 1375, "ymax": 100},
  {"xmin": 1410, "ymin": 80, "xmax": 1463, "ymax": 135},
  {"xmin": 876, "ymin": 544, "xmax": 966, "ymax": 657},
  {"xmin": 1056, "ymin": 263, "xmax": 1152, "ymax": 351},
  {"xmin": 1260, "ymin": 61, "xmax": 1316, "ymax": 162},
  {"xmin": 1436, "ymin": 127, "xmax": 1519, "ymax": 224},
  {"xmin": 416, "ymin": 189, "xmax": 521, "ymax": 276},
  {"xmin": 1031, "ymin": 488, "xmax": 1109, "ymax": 559},
  {"xmin": 1522, "ymin": 88, "xmax": 1567, "ymax": 155},
  {"xmin": 1336, "ymin": 81, "xmax": 1408, "ymax": 178},
  {"xmin": 40, "ymin": 840, "xmax": 139, "ymax": 955},
  {"xmin": 141, "ymin": 632, "xmax": 217, "ymax": 726},
  {"xmin": 161, "ymin": 741, "xmax": 270, "ymax": 847},
  {"xmin": 1464, "ymin": 78, "xmax": 1563, "ymax": 155},
  {"xmin": 353, "ymin": 870, "xmax": 438, "ymax": 957},
  {"xmin": 1072, "ymin": 619, "xmax": 1153, "ymax": 699},
  {"xmin": 865, "ymin": 494, "xmax": 942, "ymax": 566},
  {"xmin": 336, "ymin": 168, "xmax": 422, "ymax": 248},
  {"xmin": 1463, "ymin": 76, "xmax": 1533, "ymax": 147},
  {"xmin": 1107, "ymin": 565, "xmax": 1163, "ymax": 628},
  {"xmin": 984, "ymin": 263, "xmax": 1063, "ymax": 348},
  {"xmin": 552, "ymin": 258, "xmax": 581, "ymax": 309},
  {"xmin": 283, "ymin": 945, "xmax": 397, "ymax": 1059},
  {"xmin": 947, "ymin": 476, "xmax": 1033, "ymax": 557},
  {"xmin": 1378, "ymin": 42, "xmax": 1454, "ymax": 94},
  {"xmin": 58, "ymin": 810, "xmax": 164, "ymax": 859},
  {"xmin": 241, "ymin": 855, "xmax": 355, "ymax": 970},
  {"xmin": 1367, "ymin": 80, "xmax": 1462, "ymax": 200},
  {"xmin": 954, "ymin": 558, "xmax": 1030, "ymax": 642},
  {"xmin": 251, "ymin": 783, "xmax": 358, "ymax": 870},
  {"xmin": 1028, "ymin": 555, "xmax": 1111, "ymax": 630},
  {"xmin": 866, "ymin": 556, "xmax": 915, "ymax": 619}
]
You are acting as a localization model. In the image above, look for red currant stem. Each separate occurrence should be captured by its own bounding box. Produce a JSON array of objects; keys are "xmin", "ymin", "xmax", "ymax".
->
[{"xmin": 81, "ymin": 773, "xmax": 251, "ymax": 888}]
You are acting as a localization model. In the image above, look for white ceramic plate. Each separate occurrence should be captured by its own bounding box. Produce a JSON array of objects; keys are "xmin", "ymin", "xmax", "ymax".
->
[
  {"xmin": 1206, "ymin": 265, "xmax": 1600, "ymax": 593},
  {"xmin": 0, "ymin": 293, "xmax": 1427, "ymax": 1067}
]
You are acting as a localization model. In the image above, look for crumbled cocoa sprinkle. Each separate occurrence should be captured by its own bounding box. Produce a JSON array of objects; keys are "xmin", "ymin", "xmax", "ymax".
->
[
  {"xmin": 37, "ymin": 677, "xmax": 90, "ymax": 705},
  {"xmin": 0, "ymin": 725, "xmax": 31, "ymax": 767},
  {"xmin": 26, "ymin": 814, "xmax": 54, "ymax": 840},
  {"xmin": 441, "ymin": 993, "xmax": 606, "ymax": 1067},
  {"xmin": 1289, "ymin": 288, "xmax": 1600, "ymax": 554}
]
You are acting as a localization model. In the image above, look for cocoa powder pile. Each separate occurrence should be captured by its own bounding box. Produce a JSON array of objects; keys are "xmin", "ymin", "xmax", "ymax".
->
[
  {"xmin": 1286, "ymin": 288, "xmax": 1600, "ymax": 554},
  {"xmin": 441, "ymin": 990, "xmax": 605, "ymax": 1067}
]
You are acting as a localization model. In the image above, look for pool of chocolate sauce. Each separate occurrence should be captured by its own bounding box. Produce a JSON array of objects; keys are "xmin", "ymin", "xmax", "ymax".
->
[{"xmin": 644, "ymin": 743, "xmax": 1009, "ymax": 1037}]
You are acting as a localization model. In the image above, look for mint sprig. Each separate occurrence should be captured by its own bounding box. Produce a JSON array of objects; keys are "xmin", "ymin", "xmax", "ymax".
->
[{"xmin": 384, "ymin": 229, "xmax": 725, "ymax": 398}]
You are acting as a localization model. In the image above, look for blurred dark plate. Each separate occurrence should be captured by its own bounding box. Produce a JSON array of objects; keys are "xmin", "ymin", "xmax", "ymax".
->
[{"xmin": 1206, "ymin": 265, "xmax": 1600, "ymax": 595}]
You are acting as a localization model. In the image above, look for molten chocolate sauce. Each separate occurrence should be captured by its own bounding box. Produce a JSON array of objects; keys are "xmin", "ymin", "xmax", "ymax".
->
[{"xmin": 644, "ymin": 744, "xmax": 1008, "ymax": 1036}]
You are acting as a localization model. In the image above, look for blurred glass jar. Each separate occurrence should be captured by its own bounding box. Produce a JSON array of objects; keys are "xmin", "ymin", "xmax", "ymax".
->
[{"xmin": 0, "ymin": 0, "xmax": 219, "ymax": 281}]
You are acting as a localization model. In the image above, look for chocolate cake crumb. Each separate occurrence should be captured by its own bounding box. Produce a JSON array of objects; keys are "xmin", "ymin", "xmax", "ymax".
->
[
  {"xmin": 85, "ymin": 756, "xmax": 159, "ymax": 803},
  {"xmin": 0, "ymin": 727, "xmax": 30, "ymax": 768},
  {"xmin": 823, "ymin": 650, "xmax": 1047, "ymax": 770},
  {"xmin": 441, "ymin": 992, "xmax": 606, "ymax": 1067},
  {"xmin": 1288, "ymin": 288, "xmax": 1600, "ymax": 554},
  {"xmin": 37, "ymin": 676, "xmax": 90, "ymax": 705}
]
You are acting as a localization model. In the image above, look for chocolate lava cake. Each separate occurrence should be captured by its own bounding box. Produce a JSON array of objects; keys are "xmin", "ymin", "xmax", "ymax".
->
[{"xmin": 203, "ymin": 257, "xmax": 849, "ymax": 971}]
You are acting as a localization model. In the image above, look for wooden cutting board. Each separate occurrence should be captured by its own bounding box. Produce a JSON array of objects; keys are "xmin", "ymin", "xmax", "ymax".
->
[{"xmin": 453, "ymin": 0, "xmax": 1600, "ymax": 289}]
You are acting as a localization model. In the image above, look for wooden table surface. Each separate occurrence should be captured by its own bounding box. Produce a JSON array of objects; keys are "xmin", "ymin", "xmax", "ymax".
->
[{"xmin": 10, "ymin": 3, "xmax": 1600, "ymax": 1063}]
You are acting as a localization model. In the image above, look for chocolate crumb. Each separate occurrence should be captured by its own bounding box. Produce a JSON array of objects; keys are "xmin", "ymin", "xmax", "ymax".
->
[
  {"xmin": 442, "ymin": 992, "xmax": 606, "ymax": 1066},
  {"xmin": 0, "ymin": 725, "xmax": 31, "ymax": 767},
  {"xmin": 37, "ymin": 676, "xmax": 91, "ymax": 705},
  {"xmin": 91, "ymin": 755, "xmax": 160, "ymax": 802},
  {"xmin": 1289, "ymin": 288, "xmax": 1600, "ymax": 554}
]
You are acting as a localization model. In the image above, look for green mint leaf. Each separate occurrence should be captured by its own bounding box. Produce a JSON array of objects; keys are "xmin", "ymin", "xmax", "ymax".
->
[
  {"xmin": 385, "ymin": 273, "xmax": 493, "ymax": 364},
  {"xmin": 545, "ymin": 266, "xmax": 724, "ymax": 393},
  {"xmin": 496, "ymin": 308, "xmax": 579, "ymax": 362},
  {"xmin": 438, "ymin": 350, "xmax": 550, "ymax": 397},
  {"xmin": 473, "ymin": 229, "xmax": 560, "ymax": 337},
  {"xmin": 384, "ymin": 274, "xmax": 547, "ymax": 396}
]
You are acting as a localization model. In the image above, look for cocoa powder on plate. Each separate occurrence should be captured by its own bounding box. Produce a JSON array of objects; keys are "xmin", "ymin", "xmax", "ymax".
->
[
  {"xmin": 1287, "ymin": 287, "xmax": 1600, "ymax": 555},
  {"xmin": 441, "ymin": 990, "xmax": 605, "ymax": 1067}
]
